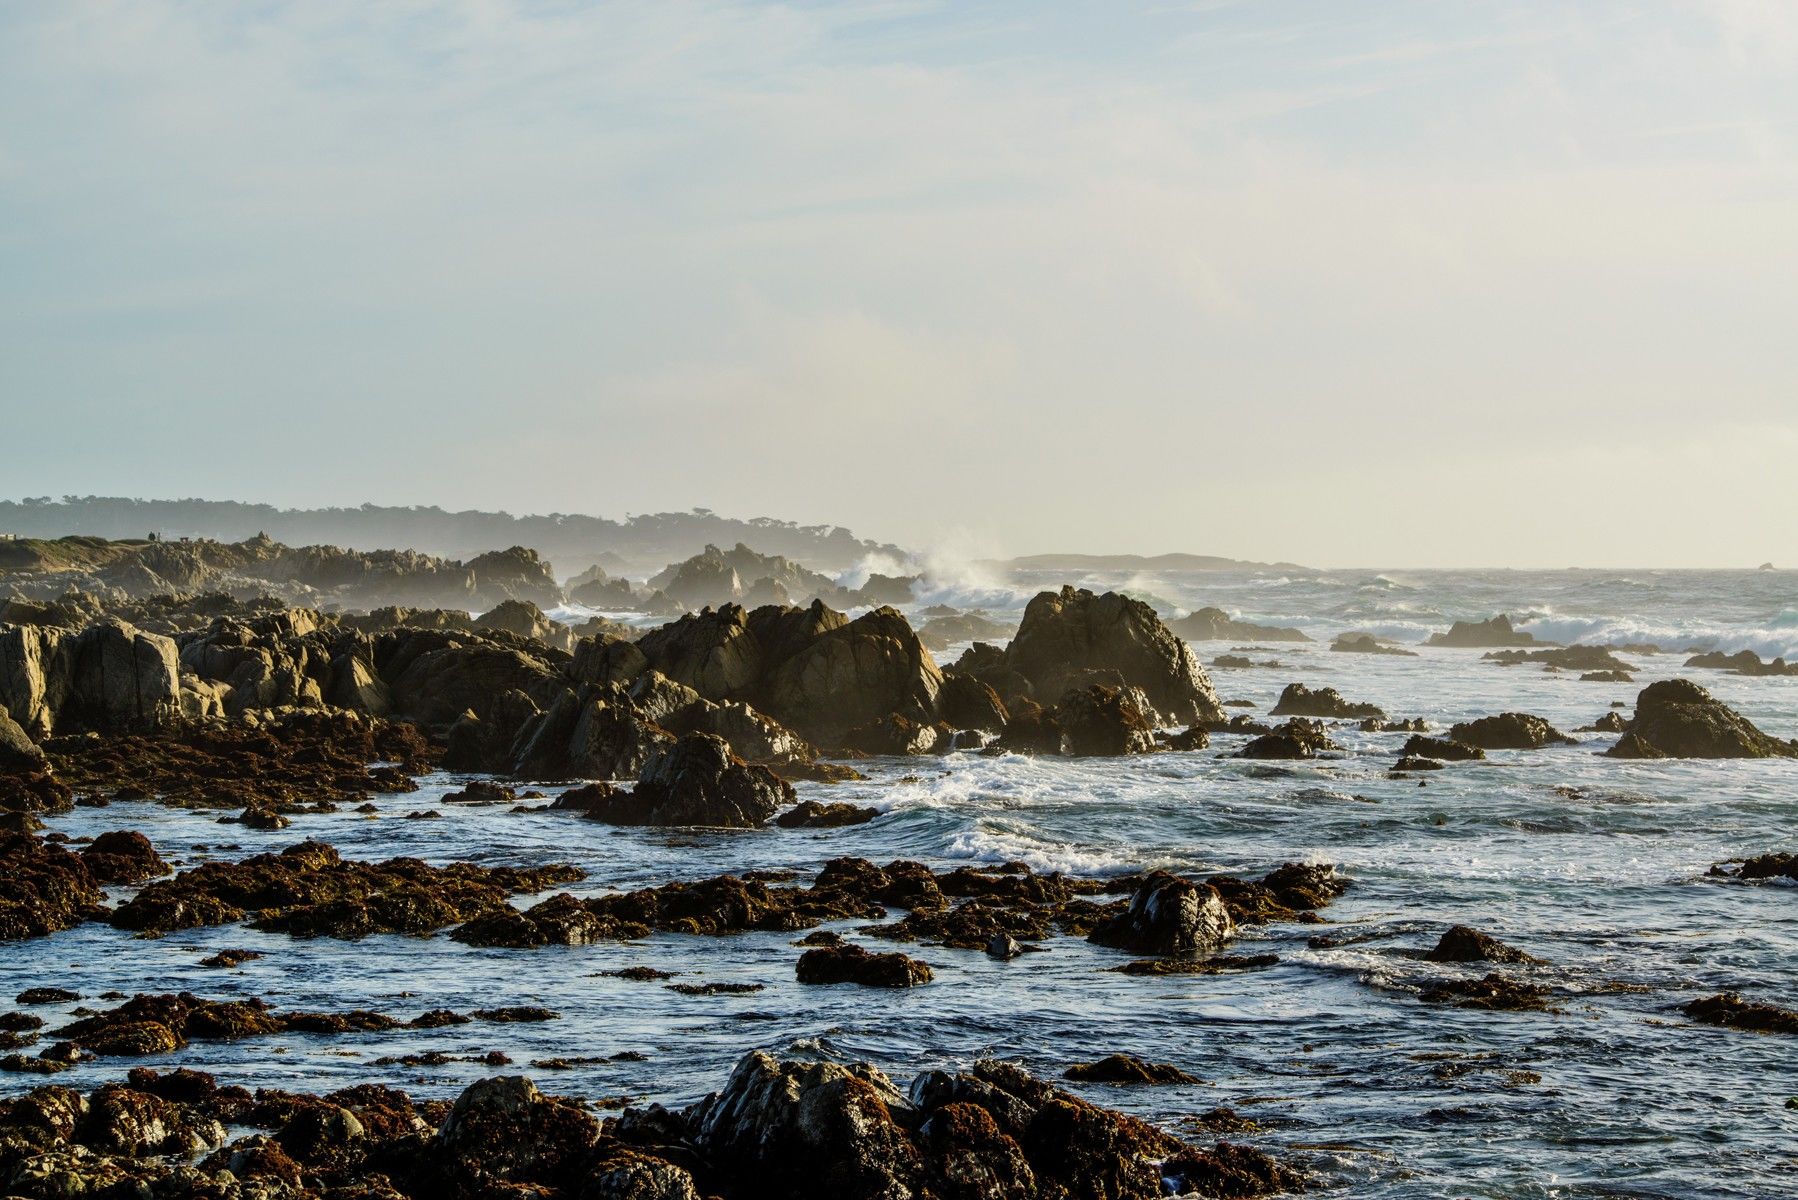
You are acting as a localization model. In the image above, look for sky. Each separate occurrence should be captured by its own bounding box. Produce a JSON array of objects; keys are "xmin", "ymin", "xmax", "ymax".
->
[{"xmin": 1, "ymin": 1, "xmax": 1794, "ymax": 568}]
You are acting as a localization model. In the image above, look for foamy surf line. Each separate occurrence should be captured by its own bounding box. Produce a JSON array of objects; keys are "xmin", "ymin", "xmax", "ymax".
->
[{"xmin": 1518, "ymin": 614, "xmax": 1798, "ymax": 661}]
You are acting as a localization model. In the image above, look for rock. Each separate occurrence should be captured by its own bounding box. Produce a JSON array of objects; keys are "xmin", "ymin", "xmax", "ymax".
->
[
  {"xmin": 1000, "ymin": 587, "xmax": 1222, "ymax": 727},
  {"xmin": 1426, "ymin": 614, "xmax": 1540, "ymax": 647},
  {"xmin": 1168, "ymin": 608, "xmax": 1310, "ymax": 643},
  {"xmin": 1330, "ymin": 632, "xmax": 1416, "ymax": 656},
  {"xmin": 466, "ymin": 546, "xmax": 565, "ymax": 609},
  {"xmin": 1063, "ymin": 1054, "xmax": 1197, "ymax": 1085},
  {"xmin": 936, "ymin": 673, "xmax": 1010, "ymax": 734},
  {"xmin": 1400, "ymin": 735, "xmax": 1484, "ymax": 761},
  {"xmin": 1606, "ymin": 679, "xmax": 1798, "ymax": 759},
  {"xmin": 1393, "ymin": 756, "xmax": 1442, "ymax": 771},
  {"xmin": 236, "ymin": 807, "xmax": 291, "ymax": 830},
  {"xmin": 915, "ymin": 1100, "xmax": 1037, "ymax": 1200},
  {"xmin": 985, "ymin": 934, "xmax": 1021, "ymax": 960},
  {"xmin": 1418, "ymin": 973, "xmax": 1555, "ymax": 1012},
  {"xmin": 0, "ymin": 834, "xmax": 103, "ymax": 942},
  {"xmin": 634, "ymin": 605, "xmax": 769, "ymax": 701},
  {"xmin": 1053, "ymin": 684, "xmax": 1159, "ymax": 756},
  {"xmin": 688, "ymin": 1050, "xmax": 922, "ymax": 1198},
  {"xmin": 1483, "ymin": 645, "xmax": 1636, "ymax": 673},
  {"xmin": 1683, "ymin": 650, "xmax": 1798, "ymax": 677},
  {"xmin": 475, "ymin": 599, "xmax": 573, "ymax": 650},
  {"xmin": 775, "ymin": 800, "xmax": 879, "ymax": 829},
  {"xmin": 1447, "ymin": 713, "xmax": 1574, "ymax": 750},
  {"xmin": 0, "ymin": 709, "xmax": 45, "ymax": 772},
  {"xmin": 1682, "ymin": 992, "xmax": 1798, "ymax": 1034},
  {"xmin": 581, "ymin": 734, "xmax": 792, "ymax": 828},
  {"xmin": 761, "ymin": 606, "xmax": 944, "ymax": 744},
  {"xmin": 427, "ymin": 1074, "xmax": 600, "ymax": 1196},
  {"xmin": 839, "ymin": 713, "xmax": 944, "ymax": 756},
  {"xmin": 1088, "ymin": 873, "xmax": 1234, "ymax": 957},
  {"xmin": 1269, "ymin": 683, "xmax": 1382, "ymax": 720},
  {"xmin": 1580, "ymin": 670, "xmax": 1634, "ymax": 683},
  {"xmin": 1577, "ymin": 711, "xmax": 1629, "ymax": 733},
  {"xmin": 1425, "ymin": 926, "xmax": 1540, "ymax": 964},
  {"xmin": 77, "ymin": 831, "xmax": 168, "ymax": 884},
  {"xmin": 1238, "ymin": 719, "xmax": 1337, "ymax": 760},
  {"xmin": 796, "ymin": 943, "xmax": 934, "ymax": 987}
]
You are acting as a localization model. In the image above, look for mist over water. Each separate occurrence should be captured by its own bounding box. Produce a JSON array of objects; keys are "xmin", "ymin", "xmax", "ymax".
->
[{"xmin": 10, "ymin": 565, "xmax": 1798, "ymax": 1197}]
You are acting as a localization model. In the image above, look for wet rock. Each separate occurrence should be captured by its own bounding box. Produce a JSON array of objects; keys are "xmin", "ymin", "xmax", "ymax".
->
[
  {"xmin": 1684, "ymin": 649, "xmax": 1798, "ymax": 677},
  {"xmin": 425, "ymin": 1074, "xmax": 600, "ymax": 1197},
  {"xmin": 986, "ymin": 933, "xmax": 1021, "ymax": 960},
  {"xmin": 1063, "ymin": 1054, "xmax": 1197, "ymax": 1085},
  {"xmin": 452, "ymin": 893, "xmax": 646, "ymax": 947},
  {"xmin": 1578, "ymin": 711, "xmax": 1629, "ymax": 733},
  {"xmin": 16, "ymin": 988, "xmax": 79, "ymax": 1005},
  {"xmin": 1447, "ymin": 713, "xmax": 1574, "ymax": 750},
  {"xmin": 1330, "ymin": 632, "xmax": 1416, "ymax": 656},
  {"xmin": 1419, "ymin": 972, "xmax": 1555, "ymax": 1012},
  {"xmin": 840, "ymin": 712, "xmax": 944, "ymax": 755},
  {"xmin": 1238, "ymin": 719, "xmax": 1337, "ymax": 760},
  {"xmin": 1720, "ymin": 852, "xmax": 1798, "ymax": 883},
  {"xmin": 198, "ymin": 949, "xmax": 261, "ymax": 968},
  {"xmin": 1425, "ymin": 926, "xmax": 1541, "ymax": 965},
  {"xmin": 775, "ymin": 800, "xmax": 879, "ymax": 828},
  {"xmin": 934, "ymin": 673, "xmax": 1011, "ymax": 735},
  {"xmin": 1607, "ymin": 679, "xmax": 1798, "ymax": 759},
  {"xmin": 579, "ymin": 733, "xmax": 793, "ymax": 828},
  {"xmin": 916, "ymin": 1100, "xmax": 1037, "ymax": 1200},
  {"xmin": 236, "ymin": 806, "xmax": 291, "ymax": 830},
  {"xmin": 1088, "ymin": 873, "xmax": 1235, "ymax": 957},
  {"xmin": 1483, "ymin": 645, "xmax": 1637, "ymax": 673},
  {"xmin": 1681, "ymin": 992, "xmax": 1798, "ymax": 1034},
  {"xmin": 111, "ymin": 838, "xmax": 582, "ymax": 937},
  {"xmin": 1054, "ymin": 684, "xmax": 1160, "ymax": 756},
  {"xmin": 1580, "ymin": 670, "xmax": 1633, "ymax": 683},
  {"xmin": 1400, "ymin": 735, "xmax": 1484, "ymax": 761},
  {"xmin": 796, "ymin": 942, "xmax": 934, "ymax": 987},
  {"xmin": 1000, "ymin": 586, "xmax": 1223, "ymax": 726},
  {"xmin": 1270, "ymin": 683, "xmax": 1382, "ymax": 720},
  {"xmin": 688, "ymin": 1050, "xmax": 923, "ymax": 1198},
  {"xmin": 1393, "ymin": 756, "xmax": 1442, "ymax": 772},
  {"xmin": 1162, "ymin": 1142, "xmax": 1305, "ymax": 1197},
  {"xmin": 1427, "ymin": 614, "xmax": 1540, "ymax": 647},
  {"xmin": 46, "ymin": 709, "xmax": 437, "ymax": 812},
  {"xmin": 0, "ymin": 833, "xmax": 103, "ymax": 941}
]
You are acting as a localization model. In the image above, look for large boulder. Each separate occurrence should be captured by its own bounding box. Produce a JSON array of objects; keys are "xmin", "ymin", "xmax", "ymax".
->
[
  {"xmin": 760, "ymin": 607, "xmax": 942, "ymax": 743},
  {"xmin": 1087, "ymin": 872, "xmax": 1235, "ymax": 957},
  {"xmin": 1002, "ymin": 587, "xmax": 1222, "ymax": 727},
  {"xmin": 688, "ymin": 1051, "xmax": 922, "ymax": 1200},
  {"xmin": 62, "ymin": 621, "xmax": 181, "ymax": 734},
  {"xmin": 426, "ymin": 1074, "xmax": 600, "ymax": 1197},
  {"xmin": 0, "ymin": 624, "xmax": 67, "ymax": 738},
  {"xmin": 1607, "ymin": 679, "xmax": 1798, "ymax": 759}
]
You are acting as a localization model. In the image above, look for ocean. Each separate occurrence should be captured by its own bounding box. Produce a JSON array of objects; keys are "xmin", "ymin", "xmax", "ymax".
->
[{"xmin": 9, "ymin": 566, "xmax": 1797, "ymax": 1198}]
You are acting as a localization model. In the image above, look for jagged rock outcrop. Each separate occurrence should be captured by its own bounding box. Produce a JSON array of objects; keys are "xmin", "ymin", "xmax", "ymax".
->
[
  {"xmin": 995, "ymin": 587, "xmax": 1222, "ymax": 727},
  {"xmin": 475, "ymin": 600, "xmax": 575, "ymax": 651},
  {"xmin": 1607, "ymin": 679, "xmax": 1798, "ymax": 759},
  {"xmin": 465, "ymin": 546, "xmax": 564, "ymax": 609},
  {"xmin": 0, "ymin": 620, "xmax": 181, "ymax": 738},
  {"xmin": 1269, "ymin": 683, "xmax": 1382, "ymax": 720},
  {"xmin": 760, "ymin": 606, "xmax": 942, "ymax": 743}
]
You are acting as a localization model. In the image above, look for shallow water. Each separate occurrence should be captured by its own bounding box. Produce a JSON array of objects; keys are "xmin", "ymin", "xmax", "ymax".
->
[{"xmin": 8, "ymin": 569, "xmax": 1798, "ymax": 1198}]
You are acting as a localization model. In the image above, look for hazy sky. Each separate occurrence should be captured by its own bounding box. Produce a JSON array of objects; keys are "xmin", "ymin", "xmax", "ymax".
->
[{"xmin": 2, "ymin": 1, "xmax": 1794, "ymax": 567}]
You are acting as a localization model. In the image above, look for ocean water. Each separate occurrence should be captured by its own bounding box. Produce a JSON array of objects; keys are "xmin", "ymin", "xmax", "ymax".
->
[{"xmin": 9, "ymin": 568, "xmax": 1798, "ymax": 1198}]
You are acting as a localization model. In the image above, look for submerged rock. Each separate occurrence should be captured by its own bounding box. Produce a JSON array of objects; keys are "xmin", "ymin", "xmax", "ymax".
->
[
  {"xmin": 1400, "ymin": 734, "xmax": 1484, "ymax": 761},
  {"xmin": 1063, "ymin": 1054, "xmax": 1198, "ymax": 1085},
  {"xmin": 1682, "ymin": 992, "xmax": 1798, "ymax": 1035},
  {"xmin": 1419, "ymin": 972, "xmax": 1556, "ymax": 1012},
  {"xmin": 578, "ymin": 733, "xmax": 794, "ymax": 828},
  {"xmin": 1330, "ymin": 633, "xmax": 1417, "ymax": 656}
]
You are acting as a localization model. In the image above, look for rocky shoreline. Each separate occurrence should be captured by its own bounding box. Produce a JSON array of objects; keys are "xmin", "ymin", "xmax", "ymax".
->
[{"xmin": 6, "ymin": 539, "xmax": 1798, "ymax": 1196}]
